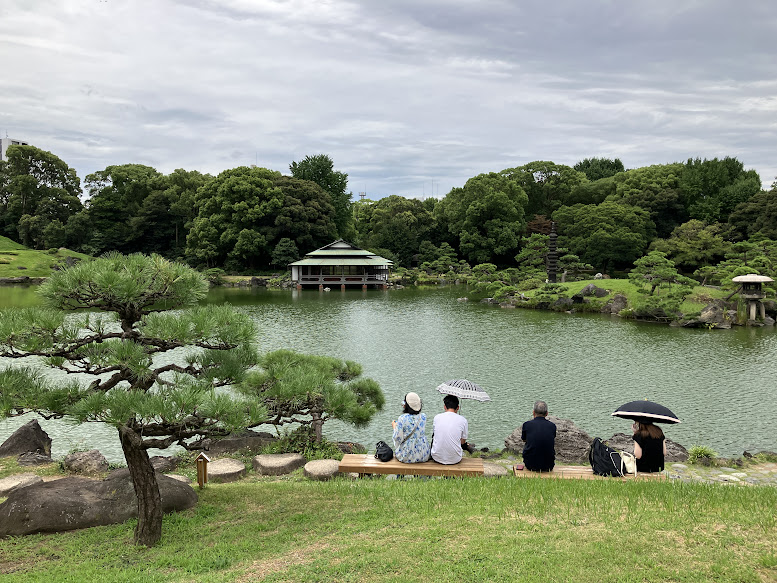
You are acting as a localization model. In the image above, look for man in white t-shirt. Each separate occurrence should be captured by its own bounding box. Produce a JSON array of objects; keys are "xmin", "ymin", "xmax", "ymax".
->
[{"xmin": 431, "ymin": 394, "xmax": 470, "ymax": 464}]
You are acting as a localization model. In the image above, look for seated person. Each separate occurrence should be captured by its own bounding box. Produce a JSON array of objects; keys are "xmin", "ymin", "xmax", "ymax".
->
[
  {"xmin": 632, "ymin": 421, "xmax": 666, "ymax": 472},
  {"xmin": 391, "ymin": 392, "xmax": 431, "ymax": 463},
  {"xmin": 521, "ymin": 400, "xmax": 556, "ymax": 471},
  {"xmin": 431, "ymin": 394, "xmax": 469, "ymax": 464}
]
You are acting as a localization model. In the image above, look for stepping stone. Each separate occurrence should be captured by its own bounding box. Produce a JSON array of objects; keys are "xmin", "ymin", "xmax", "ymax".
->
[
  {"xmin": 671, "ymin": 463, "xmax": 688, "ymax": 470},
  {"xmin": 208, "ymin": 458, "xmax": 246, "ymax": 483},
  {"xmin": 718, "ymin": 474, "xmax": 740, "ymax": 482},
  {"xmin": 253, "ymin": 453, "xmax": 306, "ymax": 476},
  {"xmin": 483, "ymin": 462, "xmax": 509, "ymax": 477},
  {"xmin": 0, "ymin": 473, "xmax": 43, "ymax": 497},
  {"xmin": 303, "ymin": 459, "xmax": 340, "ymax": 481}
]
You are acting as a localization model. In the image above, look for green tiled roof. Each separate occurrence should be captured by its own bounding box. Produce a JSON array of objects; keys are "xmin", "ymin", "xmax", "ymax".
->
[{"xmin": 290, "ymin": 257, "xmax": 392, "ymax": 266}]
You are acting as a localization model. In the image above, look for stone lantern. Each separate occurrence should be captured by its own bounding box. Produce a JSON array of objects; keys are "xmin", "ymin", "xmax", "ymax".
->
[{"xmin": 732, "ymin": 274, "xmax": 774, "ymax": 321}]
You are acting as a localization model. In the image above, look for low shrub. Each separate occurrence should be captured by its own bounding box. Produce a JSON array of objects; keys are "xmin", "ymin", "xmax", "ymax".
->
[
  {"xmin": 688, "ymin": 445, "xmax": 717, "ymax": 463},
  {"xmin": 261, "ymin": 427, "xmax": 344, "ymax": 461}
]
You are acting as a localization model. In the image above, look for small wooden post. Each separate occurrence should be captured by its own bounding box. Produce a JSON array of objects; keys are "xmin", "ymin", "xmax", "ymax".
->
[{"xmin": 195, "ymin": 452, "xmax": 211, "ymax": 489}]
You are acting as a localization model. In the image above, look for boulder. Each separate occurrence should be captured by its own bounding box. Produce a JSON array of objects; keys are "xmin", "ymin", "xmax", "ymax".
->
[
  {"xmin": 482, "ymin": 463, "xmax": 509, "ymax": 478},
  {"xmin": 0, "ymin": 419, "xmax": 52, "ymax": 458},
  {"xmin": 164, "ymin": 474, "xmax": 191, "ymax": 484},
  {"xmin": 0, "ymin": 474, "xmax": 43, "ymax": 497},
  {"xmin": 17, "ymin": 452, "xmax": 54, "ymax": 466},
  {"xmin": 698, "ymin": 302, "xmax": 734, "ymax": 329},
  {"xmin": 577, "ymin": 284, "xmax": 608, "ymax": 298},
  {"xmin": 0, "ymin": 468, "xmax": 197, "ymax": 537},
  {"xmin": 207, "ymin": 458, "xmax": 246, "ymax": 483},
  {"xmin": 150, "ymin": 456, "xmax": 179, "ymax": 472},
  {"xmin": 764, "ymin": 316, "xmax": 775, "ymax": 326},
  {"xmin": 763, "ymin": 299, "xmax": 776, "ymax": 317},
  {"xmin": 303, "ymin": 459, "xmax": 340, "ymax": 481},
  {"xmin": 253, "ymin": 453, "xmax": 306, "ymax": 475},
  {"xmin": 62, "ymin": 450, "xmax": 109, "ymax": 475},
  {"xmin": 504, "ymin": 417, "xmax": 594, "ymax": 463},
  {"xmin": 601, "ymin": 293, "xmax": 628, "ymax": 315},
  {"xmin": 605, "ymin": 432, "xmax": 689, "ymax": 462},
  {"xmin": 202, "ymin": 430, "xmax": 277, "ymax": 455},
  {"xmin": 552, "ymin": 297, "xmax": 574, "ymax": 310}
]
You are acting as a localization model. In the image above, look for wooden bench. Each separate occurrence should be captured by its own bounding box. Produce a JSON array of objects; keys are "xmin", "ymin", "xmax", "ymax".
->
[
  {"xmin": 513, "ymin": 464, "xmax": 666, "ymax": 481},
  {"xmin": 339, "ymin": 454, "xmax": 484, "ymax": 477}
]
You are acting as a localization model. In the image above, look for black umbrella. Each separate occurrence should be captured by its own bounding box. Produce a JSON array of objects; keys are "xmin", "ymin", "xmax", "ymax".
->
[{"xmin": 611, "ymin": 400, "xmax": 680, "ymax": 424}]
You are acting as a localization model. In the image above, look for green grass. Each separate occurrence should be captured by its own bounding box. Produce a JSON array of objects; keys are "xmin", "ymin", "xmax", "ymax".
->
[
  {"xmin": 0, "ymin": 236, "xmax": 90, "ymax": 279},
  {"xmin": 1, "ymin": 476, "xmax": 776, "ymax": 582}
]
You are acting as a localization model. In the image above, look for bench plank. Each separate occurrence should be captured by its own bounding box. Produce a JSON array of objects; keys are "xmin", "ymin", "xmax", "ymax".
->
[
  {"xmin": 339, "ymin": 454, "xmax": 484, "ymax": 477},
  {"xmin": 513, "ymin": 464, "xmax": 666, "ymax": 481}
]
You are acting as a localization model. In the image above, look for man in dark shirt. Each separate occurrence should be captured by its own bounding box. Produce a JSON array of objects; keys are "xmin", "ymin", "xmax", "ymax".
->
[{"xmin": 521, "ymin": 400, "xmax": 556, "ymax": 471}]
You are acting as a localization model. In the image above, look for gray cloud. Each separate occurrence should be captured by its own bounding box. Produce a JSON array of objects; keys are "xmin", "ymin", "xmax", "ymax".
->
[{"xmin": 1, "ymin": 0, "xmax": 775, "ymax": 200}]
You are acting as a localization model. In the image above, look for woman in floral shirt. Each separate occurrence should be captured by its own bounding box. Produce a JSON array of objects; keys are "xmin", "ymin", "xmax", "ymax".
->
[{"xmin": 391, "ymin": 392, "xmax": 431, "ymax": 463}]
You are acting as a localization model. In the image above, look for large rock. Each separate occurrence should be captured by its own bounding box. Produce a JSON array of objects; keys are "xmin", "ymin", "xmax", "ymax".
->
[
  {"xmin": 17, "ymin": 452, "xmax": 54, "ymax": 466},
  {"xmin": 601, "ymin": 294, "xmax": 628, "ymax": 315},
  {"xmin": 0, "ymin": 474, "xmax": 43, "ymax": 497},
  {"xmin": 253, "ymin": 453, "xmax": 306, "ymax": 475},
  {"xmin": 150, "ymin": 456, "xmax": 179, "ymax": 473},
  {"xmin": 0, "ymin": 420, "xmax": 52, "ymax": 458},
  {"xmin": 576, "ymin": 284, "xmax": 609, "ymax": 298},
  {"xmin": 207, "ymin": 458, "xmax": 246, "ymax": 483},
  {"xmin": 697, "ymin": 301, "xmax": 734, "ymax": 329},
  {"xmin": 0, "ymin": 468, "xmax": 197, "ymax": 537},
  {"xmin": 303, "ymin": 459, "xmax": 340, "ymax": 481},
  {"xmin": 202, "ymin": 430, "xmax": 277, "ymax": 455},
  {"xmin": 483, "ymin": 462, "xmax": 510, "ymax": 477},
  {"xmin": 62, "ymin": 450, "xmax": 109, "ymax": 475},
  {"xmin": 504, "ymin": 417, "xmax": 594, "ymax": 463},
  {"xmin": 605, "ymin": 432, "xmax": 689, "ymax": 462}
]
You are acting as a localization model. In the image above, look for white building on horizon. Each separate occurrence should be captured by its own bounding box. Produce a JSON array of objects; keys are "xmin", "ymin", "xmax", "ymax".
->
[{"xmin": 0, "ymin": 137, "xmax": 30, "ymax": 162}]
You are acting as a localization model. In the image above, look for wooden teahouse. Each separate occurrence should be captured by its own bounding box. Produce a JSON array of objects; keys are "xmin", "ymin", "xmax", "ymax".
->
[
  {"xmin": 732, "ymin": 273, "xmax": 774, "ymax": 321},
  {"xmin": 290, "ymin": 240, "xmax": 393, "ymax": 290}
]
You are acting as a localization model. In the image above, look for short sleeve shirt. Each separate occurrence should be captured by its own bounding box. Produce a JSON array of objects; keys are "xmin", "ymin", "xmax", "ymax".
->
[
  {"xmin": 392, "ymin": 413, "xmax": 431, "ymax": 463},
  {"xmin": 431, "ymin": 411, "xmax": 468, "ymax": 465}
]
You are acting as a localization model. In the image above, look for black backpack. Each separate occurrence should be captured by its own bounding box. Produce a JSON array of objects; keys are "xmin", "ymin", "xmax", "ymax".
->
[
  {"xmin": 375, "ymin": 441, "xmax": 394, "ymax": 462},
  {"xmin": 589, "ymin": 437, "xmax": 625, "ymax": 477}
]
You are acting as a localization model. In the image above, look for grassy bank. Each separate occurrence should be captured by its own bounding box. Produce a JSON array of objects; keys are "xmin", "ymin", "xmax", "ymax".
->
[
  {"xmin": 1, "ymin": 474, "xmax": 776, "ymax": 582},
  {"xmin": 0, "ymin": 236, "xmax": 90, "ymax": 279}
]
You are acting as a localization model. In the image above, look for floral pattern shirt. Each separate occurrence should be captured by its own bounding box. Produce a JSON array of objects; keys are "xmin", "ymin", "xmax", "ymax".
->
[{"xmin": 392, "ymin": 412, "xmax": 431, "ymax": 463}]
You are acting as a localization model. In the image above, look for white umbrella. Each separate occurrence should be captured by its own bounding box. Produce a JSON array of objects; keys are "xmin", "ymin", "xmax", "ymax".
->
[{"xmin": 435, "ymin": 379, "xmax": 491, "ymax": 402}]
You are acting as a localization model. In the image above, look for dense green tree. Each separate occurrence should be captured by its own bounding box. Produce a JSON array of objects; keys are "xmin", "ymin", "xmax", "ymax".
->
[
  {"xmin": 84, "ymin": 164, "xmax": 163, "ymax": 254},
  {"xmin": 573, "ymin": 157, "xmax": 625, "ymax": 181},
  {"xmin": 553, "ymin": 202, "xmax": 655, "ymax": 273},
  {"xmin": 359, "ymin": 195, "xmax": 435, "ymax": 267},
  {"xmin": 649, "ymin": 220, "xmax": 729, "ymax": 272},
  {"xmin": 272, "ymin": 176, "xmax": 339, "ymax": 253},
  {"xmin": 239, "ymin": 349, "xmax": 384, "ymax": 443},
  {"xmin": 728, "ymin": 186, "xmax": 777, "ymax": 240},
  {"xmin": 679, "ymin": 157, "xmax": 761, "ymax": 223},
  {"xmin": 443, "ymin": 173, "xmax": 528, "ymax": 265},
  {"xmin": 185, "ymin": 166, "xmax": 283, "ymax": 269},
  {"xmin": 0, "ymin": 254, "xmax": 263, "ymax": 546},
  {"xmin": 289, "ymin": 155, "xmax": 352, "ymax": 239},
  {"xmin": 0, "ymin": 145, "xmax": 82, "ymax": 246},
  {"xmin": 514, "ymin": 233, "xmax": 549, "ymax": 278},
  {"xmin": 271, "ymin": 237, "xmax": 300, "ymax": 267},
  {"xmin": 565, "ymin": 176, "xmax": 618, "ymax": 207},
  {"xmin": 608, "ymin": 163, "xmax": 686, "ymax": 237},
  {"xmin": 500, "ymin": 161, "xmax": 588, "ymax": 217}
]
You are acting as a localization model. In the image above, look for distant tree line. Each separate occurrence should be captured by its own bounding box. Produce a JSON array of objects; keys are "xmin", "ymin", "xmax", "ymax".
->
[{"xmin": 2, "ymin": 145, "xmax": 776, "ymax": 286}]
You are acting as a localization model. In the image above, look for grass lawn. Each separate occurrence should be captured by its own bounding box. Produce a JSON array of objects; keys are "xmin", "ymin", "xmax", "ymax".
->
[
  {"xmin": 1, "ymin": 473, "xmax": 776, "ymax": 582},
  {"xmin": 0, "ymin": 236, "xmax": 90, "ymax": 279}
]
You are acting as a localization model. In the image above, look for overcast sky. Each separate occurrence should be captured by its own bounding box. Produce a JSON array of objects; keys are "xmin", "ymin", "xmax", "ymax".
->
[{"xmin": 2, "ymin": 0, "xmax": 776, "ymax": 199}]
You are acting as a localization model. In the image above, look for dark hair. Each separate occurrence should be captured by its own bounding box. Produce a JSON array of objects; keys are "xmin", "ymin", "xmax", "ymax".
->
[
  {"xmin": 443, "ymin": 394, "xmax": 459, "ymax": 410},
  {"xmin": 636, "ymin": 422, "xmax": 664, "ymax": 440}
]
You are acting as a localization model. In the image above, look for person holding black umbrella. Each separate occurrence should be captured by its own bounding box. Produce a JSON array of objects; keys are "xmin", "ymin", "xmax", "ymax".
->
[
  {"xmin": 612, "ymin": 399, "xmax": 679, "ymax": 473},
  {"xmin": 632, "ymin": 421, "xmax": 667, "ymax": 473}
]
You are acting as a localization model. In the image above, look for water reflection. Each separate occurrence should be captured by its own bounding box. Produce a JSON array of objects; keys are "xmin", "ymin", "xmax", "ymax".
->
[{"xmin": 2, "ymin": 285, "xmax": 776, "ymax": 461}]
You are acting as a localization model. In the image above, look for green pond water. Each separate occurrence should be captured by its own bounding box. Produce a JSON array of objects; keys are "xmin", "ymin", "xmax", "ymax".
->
[{"xmin": 1, "ymin": 285, "xmax": 776, "ymax": 462}]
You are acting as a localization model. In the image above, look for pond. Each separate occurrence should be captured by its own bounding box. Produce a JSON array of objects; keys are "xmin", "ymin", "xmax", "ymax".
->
[{"xmin": 2, "ymin": 284, "xmax": 776, "ymax": 462}]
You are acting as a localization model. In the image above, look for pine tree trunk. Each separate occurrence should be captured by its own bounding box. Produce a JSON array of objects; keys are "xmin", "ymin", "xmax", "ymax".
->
[
  {"xmin": 119, "ymin": 425, "xmax": 163, "ymax": 547},
  {"xmin": 311, "ymin": 412, "xmax": 323, "ymax": 443}
]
